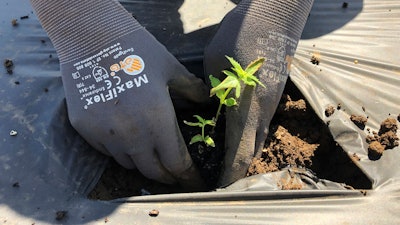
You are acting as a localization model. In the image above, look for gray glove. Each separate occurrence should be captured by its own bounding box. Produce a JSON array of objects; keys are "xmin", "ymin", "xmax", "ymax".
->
[
  {"xmin": 204, "ymin": 0, "xmax": 314, "ymax": 186},
  {"xmin": 31, "ymin": 0, "xmax": 208, "ymax": 190}
]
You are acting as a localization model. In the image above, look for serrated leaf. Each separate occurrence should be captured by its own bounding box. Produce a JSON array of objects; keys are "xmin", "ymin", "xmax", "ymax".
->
[
  {"xmin": 225, "ymin": 56, "xmax": 244, "ymax": 73},
  {"xmin": 222, "ymin": 70, "xmax": 237, "ymax": 78},
  {"xmin": 210, "ymin": 76, "xmax": 239, "ymax": 96},
  {"xmin": 189, "ymin": 134, "xmax": 203, "ymax": 145},
  {"xmin": 245, "ymin": 57, "xmax": 265, "ymax": 76},
  {"xmin": 224, "ymin": 97, "xmax": 237, "ymax": 107},
  {"xmin": 209, "ymin": 75, "xmax": 221, "ymax": 88},
  {"xmin": 209, "ymin": 75, "xmax": 225, "ymax": 98},
  {"xmin": 204, "ymin": 136, "xmax": 215, "ymax": 147}
]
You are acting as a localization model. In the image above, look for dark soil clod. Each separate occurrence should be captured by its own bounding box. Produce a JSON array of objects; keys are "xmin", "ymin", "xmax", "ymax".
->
[
  {"xmin": 325, "ymin": 105, "xmax": 335, "ymax": 117},
  {"xmin": 4, "ymin": 59, "xmax": 14, "ymax": 74},
  {"xmin": 310, "ymin": 55, "xmax": 320, "ymax": 65},
  {"xmin": 55, "ymin": 211, "xmax": 67, "ymax": 221},
  {"xmin": 342, "ymin": 2, "xmax": 349, "ymax": 8},
  {"xmin": 11, "ymin": 19, "xmax": 18, "ymax": 26},
  {"xmin": 12, "ymin": 182, "xmax": 20, "ymax": 188}
]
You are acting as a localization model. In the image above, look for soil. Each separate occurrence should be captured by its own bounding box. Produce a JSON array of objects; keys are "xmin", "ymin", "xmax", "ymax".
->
[
  {"xmin": 350, "ymin": 114, "xmax": 368, "ymax": 130},
  {"xmin": 325, "ymin": 105, "xmax": 335, "ymax": 117},
  {"xmin": 4, "ymin": 59, "xmax": 14, "ymax": 74},
  {"xmin": 88, "ymin": 79, "xmax": 372, "ymax": 200},
  {"xmin": 366, "ymin": 117, "xmax": 399, "ymax": 160}
]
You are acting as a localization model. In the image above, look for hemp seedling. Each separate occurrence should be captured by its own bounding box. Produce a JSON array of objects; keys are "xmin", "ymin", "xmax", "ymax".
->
[
  {"xmin": 184, "ymin": 115, "xmax": 216, "ymax": 147},
  {"xmin": 185, "ymin": 56, "xmax": 265, "ymax": 147},
  {"xmin": 210, "ymin": 56, "xmax": 265, "ymax": 124}
]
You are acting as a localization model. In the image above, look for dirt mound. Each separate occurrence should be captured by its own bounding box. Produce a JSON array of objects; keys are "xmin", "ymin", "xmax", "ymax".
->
[{"xmin": 88, "ymin": 79, "xmax": 372, "ymax": 200}]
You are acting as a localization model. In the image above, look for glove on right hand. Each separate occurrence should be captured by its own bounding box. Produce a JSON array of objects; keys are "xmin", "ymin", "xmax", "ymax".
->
[
  {"xmin": 204, "ymin": 0, "xmax": 314, "ymax": 186},
  {"xmin": 31, "ymin": 0, "xmax": 208, "ymax": 190}
]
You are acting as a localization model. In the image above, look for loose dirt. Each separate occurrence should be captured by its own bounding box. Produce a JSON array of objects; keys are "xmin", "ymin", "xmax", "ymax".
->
[
  {"xmin": 88, "ymin": 79, "xmax": 372, "ymax": 200},
  {"xmin": 350, "ymin": 114, "xmax": 368, "ymax": 130},
  {"xmin": 366, "ymin": 117, "xmax": 399, "ymax": 160}
]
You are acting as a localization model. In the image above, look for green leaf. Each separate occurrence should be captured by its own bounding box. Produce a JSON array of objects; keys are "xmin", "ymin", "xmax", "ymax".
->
[
  {"xmin": 210, "ymin": 76, "xmax": 239, "ymax": 97},
  {"xmin": 209, "ymin": 75, "xmax": 221, "ymax": 88},
  {"xmin": 209, "ymin": 75, "xmax": 225, "ymax": 99},
  {"xmin": 245, "ymin": 57, "xmax": 265, "ymax": 76},
  {"xmin": 193, "ymin": 115, "xmax": 206, "ymax": 123},
  {"xmin": 183, "ymin": 120, "xmax": 202, "ymax": 127},
  {"xmin": 235, "ymin": 82, "xmax": 241, "ymax": 98},
  {"xmin": 222, "ymin": 70, "xmax": 237, "ymax": 79},
  {"xmin": 242, "ymin": 77, "xmax": 257, "ymax": 86},
  {"xmin": 204, "ymin": 135, "xmax": 215, "ymax": 147},
  {"xmin": 204, "ymin": 119, "xmax": 216, "ymax": 126},
  {"xmin": 224, "ymin": 97, "xmax": 237, "ymax": 107},
  {"xmin": 189, "ymin": 134, "xmax": 203, "ymax": 145},
  {"xmin": 225, "ymin": 56, "xmax": 244, "ymax": 73}
]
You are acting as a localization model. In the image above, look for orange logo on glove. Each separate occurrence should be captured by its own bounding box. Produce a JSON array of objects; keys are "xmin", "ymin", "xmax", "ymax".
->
[{"xmin": 110, "ymin": 55, "xmax": 145, "ymax": 76}]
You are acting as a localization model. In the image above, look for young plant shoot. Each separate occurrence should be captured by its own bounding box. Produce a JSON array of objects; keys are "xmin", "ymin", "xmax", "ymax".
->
[{"xmin": 185, "ymin": 56, "xmax": 265, "ymax": 147}]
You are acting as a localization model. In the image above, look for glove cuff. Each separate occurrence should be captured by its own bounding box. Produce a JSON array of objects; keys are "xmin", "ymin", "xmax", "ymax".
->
[
  {"xmin": 234, "ymin": 0, "xmax": 314, "ymax": 39},
  {"xmin": 31, "ymin": 0, "xmax": 142, "ymax": 64}
]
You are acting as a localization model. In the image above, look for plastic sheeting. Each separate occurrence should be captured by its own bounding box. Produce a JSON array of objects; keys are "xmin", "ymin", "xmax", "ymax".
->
[{"xmin": 0, "ymin": 0, "xmax": 399, "ymax": 224}]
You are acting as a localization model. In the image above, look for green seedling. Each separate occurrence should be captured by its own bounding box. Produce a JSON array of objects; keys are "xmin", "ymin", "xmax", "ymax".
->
[
  {"xmin": 210, "ymin": 56, "xmax": 265, "ymax": 124},
  {"xmin": 183, "ymin": 115, "xmax": 216, "ymax": 147},
  {"xmin": 185, "ymin": 56, "xmax": 265, "ymax": 147}
]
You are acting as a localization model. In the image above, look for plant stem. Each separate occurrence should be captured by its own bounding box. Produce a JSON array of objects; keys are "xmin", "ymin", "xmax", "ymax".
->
[
  {"xmin": 213, "ymin": 87, "xmax": 233, "ymax": 128},
  {"xmin": 201, "ymin": 122, "xmax": 205, "ymax": 140}
]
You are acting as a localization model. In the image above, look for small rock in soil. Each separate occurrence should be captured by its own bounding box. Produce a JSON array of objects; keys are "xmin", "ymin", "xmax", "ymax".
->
[
  {"xmin": 12, "ymin": 182, "xmax": 20, "ymax": 188},
  {"xmin": 342, "ymin": 2, "xmax": 349, "ymax": 8},
  {"xmin": 350, "ymin": 115, "xmax": 368, "ymax": 130}
]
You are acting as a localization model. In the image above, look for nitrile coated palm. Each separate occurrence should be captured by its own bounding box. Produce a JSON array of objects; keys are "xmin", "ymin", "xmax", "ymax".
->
[
  {"xmin": 31, "ymin": 0, "xmax": 207, "ymax": 189},
  {"xmin": 204, "ymin": 0, "xmax": 314, "ymax": 186}
]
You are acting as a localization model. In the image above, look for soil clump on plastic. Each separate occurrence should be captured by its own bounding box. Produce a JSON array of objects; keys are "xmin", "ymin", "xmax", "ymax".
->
[
  {"xmin": 366, "ymin": 117, "xmax": 399, "ymax": 160},
  {"xmin": 350, "ymin": 115, "xmax": 368, "ymax": 130},
  {"xmin": 88, "ymin": 79, "xmax": 372, "ymax": 200}
]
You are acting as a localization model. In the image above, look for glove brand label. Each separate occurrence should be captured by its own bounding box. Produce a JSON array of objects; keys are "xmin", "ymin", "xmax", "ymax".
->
[
  {"xmin": 256, "ymin": 31, "xmax": 297, "ymax": 83},
  {"xmin": 68, "ymin": 42, "xmax": 149, "ymax": 110}
]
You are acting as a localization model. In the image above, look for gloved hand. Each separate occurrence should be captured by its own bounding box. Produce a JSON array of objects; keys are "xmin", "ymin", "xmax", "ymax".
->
[
  {"xmin": 204, "ymin": 0, "xmax": 314, "ymax": 186},
  {"xmin": 31, "ymin": 0, "xmax": 208, "ymax": 190}
]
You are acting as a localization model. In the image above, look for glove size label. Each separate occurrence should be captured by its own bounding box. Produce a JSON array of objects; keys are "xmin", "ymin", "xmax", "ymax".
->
[
  {"xmin": 68, "ymin": 42, "xmax": 149, "ymax": 109},
  {"xmin": 256, "ymin": 31, "xmax": 297, "ymax": 83}
]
